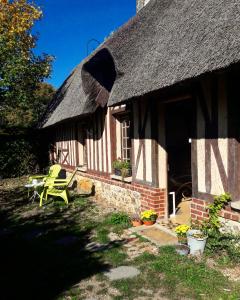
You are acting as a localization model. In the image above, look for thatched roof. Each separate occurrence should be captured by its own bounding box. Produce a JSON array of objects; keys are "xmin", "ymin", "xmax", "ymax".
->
[
  {"xmin": 42, "ymin": 0, "xmax": 240, "ymax": 127},
  {"xmin": 87, "ymin": 0, "xmax": 240, "ymax": 106},
  {"xmin": 40, "ymin": 49, "xmax": 116, "ymax": 128},
  {"xmin": 40, "ymin": 62, "xmax": 98, "ymax": 128}
]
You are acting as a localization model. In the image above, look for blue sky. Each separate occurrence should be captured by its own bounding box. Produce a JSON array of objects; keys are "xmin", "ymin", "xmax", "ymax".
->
[{"xmin": 34, "ymin": 0, "xmax": 136, "ymax": 88}]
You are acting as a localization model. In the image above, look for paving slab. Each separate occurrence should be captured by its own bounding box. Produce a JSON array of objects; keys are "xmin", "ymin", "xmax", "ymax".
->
[
  {"xmin": 104, "ymin": 266, "xmax": 140, "ymax": 281},
  {"xmin": 130, "ymin": 224, "xmax": 178, "ymax": 246}
]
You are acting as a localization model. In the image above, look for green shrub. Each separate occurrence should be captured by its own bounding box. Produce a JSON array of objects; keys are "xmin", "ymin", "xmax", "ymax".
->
[
  {"xmin": 106, "ymin": 212, "xmax": 130, "ymax": 226},
  {"xmin": 206, "ymin": 230, "xmax": 240, "ymax": 263},
  {"xmin": 0, "ymin": 130, "xmax": 50, "ymax": 178},
  {"xmin": 204, "ymin": 193, "xmax": 231, "ymax": 232}
]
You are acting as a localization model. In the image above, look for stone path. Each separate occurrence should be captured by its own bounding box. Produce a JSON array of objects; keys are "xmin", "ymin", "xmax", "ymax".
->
[
  {"xmin": 130, "ymin": 224, "xmax": 178, "ymax": 247},
  {"xmin": 108, "ymin": 229, "xmax": 159, "ymax": 260},
  {"xmin": 104, "ymin": 266, "xmax": 140, "ymax": 281}
]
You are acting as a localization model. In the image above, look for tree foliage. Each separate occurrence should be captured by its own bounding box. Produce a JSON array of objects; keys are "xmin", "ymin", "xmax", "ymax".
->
[{"xmin": 0, "ymin": 0, "xmax": 54, "ymax": 128}]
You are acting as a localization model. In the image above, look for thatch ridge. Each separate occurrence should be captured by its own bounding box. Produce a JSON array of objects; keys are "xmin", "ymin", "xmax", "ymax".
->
[{"xmin": 40, "ymin": 62, "xmax": 98, "ymax": 128}]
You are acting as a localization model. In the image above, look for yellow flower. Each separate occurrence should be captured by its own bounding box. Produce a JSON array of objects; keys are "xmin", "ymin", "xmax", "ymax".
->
[
  {"xmin": 175, "ymin": 224, "xmax": 190, "ymax": 236},
  {"xmin": 141, "ymin": 210, "xmax": 158, "ymax": 221}
]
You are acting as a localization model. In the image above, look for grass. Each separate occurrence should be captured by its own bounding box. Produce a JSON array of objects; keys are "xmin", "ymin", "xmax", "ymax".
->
[
  {"xmin": 110, "ymin": 246, "xmax": 240, "ymax": 300},
  {"xmin": 1, "ymin": 177, "xmax": 240, "ymax": 300}
]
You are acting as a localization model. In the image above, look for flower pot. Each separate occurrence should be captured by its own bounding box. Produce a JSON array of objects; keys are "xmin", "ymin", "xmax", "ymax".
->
[
  {"xmin": 143, "ymin": 220, "xmax": 155, "ymax": 226},
  {"xmin": 114, "ymin": 169, "xmax": 122, "ymax": 176},
  {"xmin": 175, "ymin": 244, "xmax": 190, "ymax": 256},
  {"xmin": 114, "ymin": 168, "xmax": 132, "ymax": 177},
  {"xmin": 177, "ymin": 236, "xmax": 188, "ymax": 245},
  {"xmin": 187, "ymin": 229, "xmax": 207, "ymax": 255},
  {"xmin": 132, "ymin": 220, "xmax": 142, "ymax": 227}
]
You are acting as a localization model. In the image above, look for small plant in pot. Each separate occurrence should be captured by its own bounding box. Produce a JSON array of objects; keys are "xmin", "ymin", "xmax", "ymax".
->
[
  {"xmin": 113, "ymin": 158, "xmax": 131, "ymax": 179},
  {"xmin": 131, "ymin": 214, "xmax": 142, "ymax": 227},
  {"xmin": 141, "ymin": 210, "xmax": 158, "ymax": 226},
  {"xmin": 175, "ymin": 224, "xmax": 190, "ymax": 245},
  {"xmin": 187, "ymin": 229, "xmax": 208, "ymax": 255},
  {"xmin": 187, "ymin": 193, "xmax": 231, "ymax": 256}
]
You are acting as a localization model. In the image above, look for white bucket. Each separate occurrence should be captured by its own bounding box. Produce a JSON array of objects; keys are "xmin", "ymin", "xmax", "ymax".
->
[{"xmin": 187, "ymin": 229, "xmax": 207, "ymax": 255}]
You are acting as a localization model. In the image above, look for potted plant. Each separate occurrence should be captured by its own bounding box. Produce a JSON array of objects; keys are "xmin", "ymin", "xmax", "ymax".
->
[
  {"xmin": 113, "ymin": 158, "xmax": 131, "ymax": 179},
  {"xmin": 175, "ymin": 224, "xmax": 190, "ymax": 245},
  {"xmin": 131, "ymin": 214, "xmax": 142, "ymax": 227},
  {"xmin": 187, "ymin": 229, "xmax": 208, "ymax": 255},
  {"xmin": 141, "ymin": 210, "xmax": 158, "ymax": 226}
]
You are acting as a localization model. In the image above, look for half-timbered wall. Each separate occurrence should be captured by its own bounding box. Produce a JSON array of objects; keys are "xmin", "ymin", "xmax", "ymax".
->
[
  {"xmin": 192, "ymin": 74, "xmax": 235, "ymax": 200},
  {"xmin": 132, "ymin": 99, "xmax": 160, "ymax": 187},
  {"xmin": 55, "ymin": 123, "xmax": 78, "ymax": 167},
  {"xmin": 191, "ymin": 71, "xmax": 240, "ymax": 224},
  {"xmin": 86, "ymin": 108, "xmax": 112, "ymax": 174}
]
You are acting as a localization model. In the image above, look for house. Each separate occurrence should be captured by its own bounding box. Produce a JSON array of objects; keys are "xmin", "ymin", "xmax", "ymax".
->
[{"xmin": 41, "ymin": 0, "xmax": 240, "ymax": 226}]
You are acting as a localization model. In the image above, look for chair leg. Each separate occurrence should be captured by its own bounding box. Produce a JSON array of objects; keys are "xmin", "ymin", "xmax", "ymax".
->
[
  {"xmin": 62, "ymin": 191, "xmax": 68, "ymax": 205},
  {"xmin": 39, "ymin": 191, "xmax": 44, "ymax": 207},
  {"xmin": 40, "ymin": 188, "xmax": 47, "ymax": 207}
]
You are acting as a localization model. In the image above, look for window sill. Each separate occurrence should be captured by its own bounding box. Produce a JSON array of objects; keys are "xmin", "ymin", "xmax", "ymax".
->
[
  {"xmin": 231, "ymin": 201, "xmax": 240, "ymax": 211},
  {"xmin": 77, "ymin": 166, "xmax": 87, "ymax": 173},
  {"xmin": 110, "ymin": 174, "xmax": 132, "ymax": 183}
]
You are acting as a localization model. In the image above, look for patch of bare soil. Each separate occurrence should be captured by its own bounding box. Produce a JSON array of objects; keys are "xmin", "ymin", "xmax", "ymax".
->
[
  {"xmin": 206, "ymin": 258, "xmax": 240, "ymax": 282},
  {"xmin": 221, "ymin": 266, "xmax": 240, "ymax": 282},
  {"xmin": 69, "ymin": 275, "xmax": 121, "ymax": 300}
]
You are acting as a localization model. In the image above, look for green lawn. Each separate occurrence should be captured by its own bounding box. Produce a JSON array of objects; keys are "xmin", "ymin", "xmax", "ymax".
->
[{"xmin": 0, "ymin": 177, "xmax": 240, "ymax": 300}]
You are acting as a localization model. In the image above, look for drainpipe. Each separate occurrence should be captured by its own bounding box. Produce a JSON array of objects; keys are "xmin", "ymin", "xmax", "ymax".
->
[{"xmin": 169, "ymin": 191, "xmax": 176, "ymax": 218}]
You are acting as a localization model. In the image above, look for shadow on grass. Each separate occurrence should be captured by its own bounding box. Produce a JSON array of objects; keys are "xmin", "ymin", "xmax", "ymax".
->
[{"xmin": 0, "ymin": 184, "xmax": 116, "ymax": 300}]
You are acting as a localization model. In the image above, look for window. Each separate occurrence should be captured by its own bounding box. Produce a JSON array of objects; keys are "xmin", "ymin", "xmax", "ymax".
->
[{"xmin": 120, "ymin": 115, "xmax": 131, "ymax": 162}]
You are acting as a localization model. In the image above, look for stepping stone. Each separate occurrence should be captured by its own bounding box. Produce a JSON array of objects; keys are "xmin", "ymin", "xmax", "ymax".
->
[
  {"xmin": 137, "ymin": 227, "xmax": 177, "ymax": 246},
  {"xmin": 104, "ymin": 266, "xmax": 140, "ymax": 281}
]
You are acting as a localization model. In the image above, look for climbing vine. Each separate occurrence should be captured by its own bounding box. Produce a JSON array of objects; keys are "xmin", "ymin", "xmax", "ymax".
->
[{"xmin": 205, "ymin": 193, "xmax": 231, "ymax": 232}]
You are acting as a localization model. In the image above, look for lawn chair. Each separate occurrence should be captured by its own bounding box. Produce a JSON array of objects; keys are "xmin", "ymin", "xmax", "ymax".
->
[
  {"xmin": 39, "ymin": 168, "xmax": 78, "ymax": 207},
  {"xmin": 27, "ymin": 164, "xmax": 62, "ymax": 198},
  {"xmin": 29, "ymin": 164, "xmax": 62, "ymax": 183}
]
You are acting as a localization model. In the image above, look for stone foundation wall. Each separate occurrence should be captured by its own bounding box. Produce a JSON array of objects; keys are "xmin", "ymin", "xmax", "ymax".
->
[
  {"xmin": 66, "ymin": 168, "xmax": 166, "ymax": 216},
  {"xmin": 191, "ymin": 198, "xmax": 240, "ymax": 233}
]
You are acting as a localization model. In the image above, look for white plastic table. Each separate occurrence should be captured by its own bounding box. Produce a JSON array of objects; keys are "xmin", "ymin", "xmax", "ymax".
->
[{"xmin": 25, "ymin": 181, "xmax": 44, "ymax": 203}]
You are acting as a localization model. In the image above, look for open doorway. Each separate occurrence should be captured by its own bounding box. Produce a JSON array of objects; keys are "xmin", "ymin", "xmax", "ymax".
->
[{"xmin": 165, "ymin": 98, "xmax": 195, "ymax": 224}]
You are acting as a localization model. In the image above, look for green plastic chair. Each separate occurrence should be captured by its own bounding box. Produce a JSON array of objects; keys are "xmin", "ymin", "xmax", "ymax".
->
[
  {"xmin": 29, "ymin": 164, "xmax": 61, "ymax": 183},
  {"xmin": 39, "ymin": 168, "xmax": 78, "ymax": 207}
]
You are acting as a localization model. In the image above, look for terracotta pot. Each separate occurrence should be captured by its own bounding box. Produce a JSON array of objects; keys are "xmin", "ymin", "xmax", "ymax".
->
[
  {"xmin": 143, "ymin": 220, "xmax": 155, "ymax": 226},
  {"xmin": 132, "ymin": 220, "xmax": 142, "ymax": 227}
]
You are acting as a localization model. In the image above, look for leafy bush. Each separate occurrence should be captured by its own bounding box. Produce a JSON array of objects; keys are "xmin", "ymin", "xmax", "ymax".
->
[
  {"xmin": 0, "ymin": 131, "xmax": 50, "ymax": 178},
  {"xmin": 206, "ymin": 230, "xmax": 240, "ymax": 263},
  {"xmin": 204, "ymin": 193, "xmax": 231, "ymax": 231},
  {"xmin": 106, "ymin": 212, "xmax": 130, "ymax": 226}
]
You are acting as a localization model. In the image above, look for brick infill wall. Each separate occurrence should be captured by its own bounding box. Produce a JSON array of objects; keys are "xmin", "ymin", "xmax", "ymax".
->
[
  {"xmin": 65, "ymin": 167, "xmax": 166, "ymax": 217},
  {"xmin": 191, "ymin": 198, "xmax": 240, "ymax": 222}
]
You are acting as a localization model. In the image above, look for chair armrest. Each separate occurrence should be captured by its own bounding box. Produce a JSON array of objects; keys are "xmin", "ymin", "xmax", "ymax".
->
[
  {"xmin": 53, "ymin": 179, "xmax": 68, "ymax": 182},
  {"xmin": 29, "ymin": 175, "xmax": 46, "ymax": 183},
  {"xmin": 45, "ymin": 182, "xmax": 68, "ymax": 188},
  {"xmin": 29, "ymin": 175, "xmax": 45, "ymax": 179}
]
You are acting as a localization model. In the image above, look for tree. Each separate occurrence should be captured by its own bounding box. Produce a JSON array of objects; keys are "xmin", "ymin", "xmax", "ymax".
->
[{"xmin": 0, "ymin": 0, "xmax": 54, "ymax": 128}]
